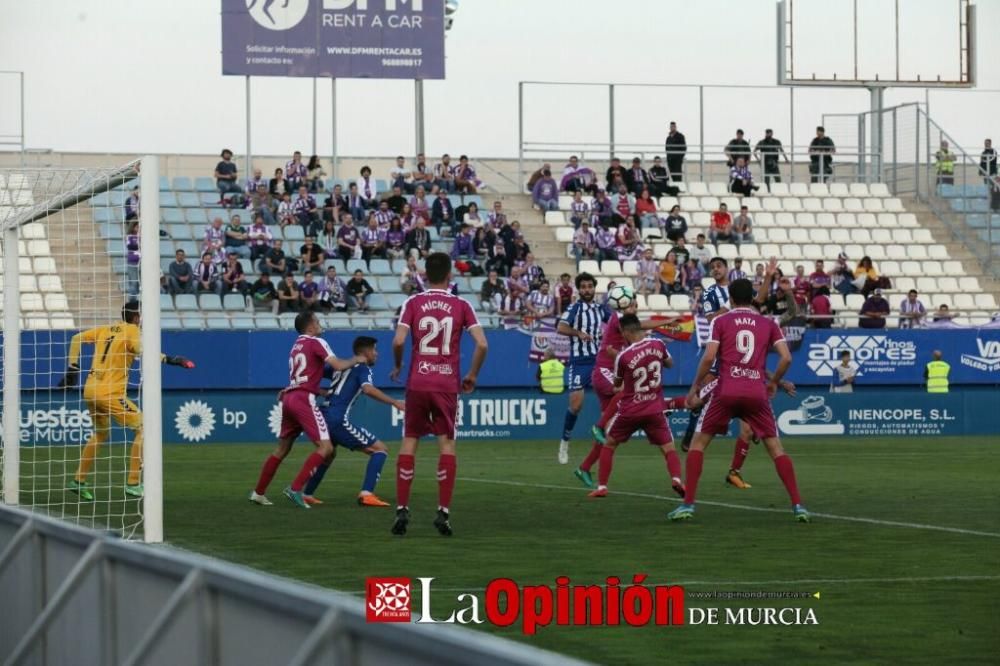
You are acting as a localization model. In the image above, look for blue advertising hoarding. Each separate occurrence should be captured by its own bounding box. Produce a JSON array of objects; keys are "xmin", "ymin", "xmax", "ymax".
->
[
  {"xmin": 221, "ymin": 0, "xmax": 446, "ymax": 79},
  {"xmin": 8, "ymin": 388, "xmax": 999, "ymax": 446}
]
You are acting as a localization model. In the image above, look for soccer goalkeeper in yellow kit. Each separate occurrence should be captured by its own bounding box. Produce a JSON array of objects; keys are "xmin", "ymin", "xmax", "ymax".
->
[{"xmin": 58, "ymin": 301, "xmax": 193, "ymax": 501}]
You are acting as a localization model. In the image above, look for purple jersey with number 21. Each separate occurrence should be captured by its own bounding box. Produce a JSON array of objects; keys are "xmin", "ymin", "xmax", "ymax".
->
[{"xmin": 398, "ymin": 289, "xmax": 480, "ymax": 393}]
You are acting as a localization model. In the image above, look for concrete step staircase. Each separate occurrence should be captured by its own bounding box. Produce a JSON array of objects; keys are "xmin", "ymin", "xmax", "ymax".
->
[{"xmin": 490, "ymin": 193, "xmax": 576, "ymax": 278}]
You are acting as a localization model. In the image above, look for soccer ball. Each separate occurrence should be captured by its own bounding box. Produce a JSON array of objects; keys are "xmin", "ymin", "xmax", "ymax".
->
[{"xmin": 607, "ymin": 284, "xmax": 636, "ymax": 311}]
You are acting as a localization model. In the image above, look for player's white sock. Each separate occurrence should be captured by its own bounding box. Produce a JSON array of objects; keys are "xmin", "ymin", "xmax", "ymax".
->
[{"xmin": 558, "ymin": 440, "xmax": 569, "ymax": 464}]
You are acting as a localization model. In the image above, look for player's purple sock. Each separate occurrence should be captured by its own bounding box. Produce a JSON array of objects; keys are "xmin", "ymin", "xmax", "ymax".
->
[
  {"xmin": 579, "ymin": 442, "xmax": 602, "ymax": 472},
  {"xmin": 774, "ymin": 454, "xmax": 802, "ymax": 505},
  {"xmin": 291, "ymin": 452, "xmax": 326, "ymax": 493},
  {"xmin": 665, "ymin": 449, "xmax": 682, "ymax": 480},
  {"xmin": 730, "ymin": 438, "xmax": 749, "ymax": 471},
  {"xmin": 596, "ymin": 393, "xmax": 623, "ymax": 429},
  {"xmin": 254, "ymin": 455, "xmax": 282, "ymax": 495},
  {"xmin": 562, "ymin": 411, "xmax": 578, "ymax": 441},
  {"xmin": 362, "ymin": 451, "xmax": 387, "ymax": 494},
  {"xmin": 303, "ymin": 462, "xmax": 330, "ymax": 496},
  {"xmin": 597, "ymin": 446, "xmax": 615, "ymax": 487},
  {"xmin": 396, "ymin": 454, "xmax": 415, "ymax": 508},
  {"xmin": 684, "ymin": 450, "xmax": 704, "ymax": 504}
]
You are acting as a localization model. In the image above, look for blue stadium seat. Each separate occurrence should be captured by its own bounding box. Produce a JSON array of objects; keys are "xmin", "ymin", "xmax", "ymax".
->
[
  {"xmin": 455, "ymin": 277, "xmax": 472, "ymax": 293},
  {"xmin": 427, "ymin": 227, "xmax": 441, "ymax": 241},
  {"xmin": 195, "ymin": 177, "xmax": 216, "ymax": 192},
  {"xmin": 386, "ymin": 294, "xmax": 407, "ymax": 310},
  {"xmin": 283, "ymin": 226, "xmax": 305, "ymax": 243},
  {"xmin": 99, "ymin": 221, "xmax": 123, "ymax": 239},
  {"xmin": 278, "ymin": 313, "xmax": 298, "ymax": 329},
  {"xmin": 179, "ymin": 192, "xmax": 201, "ymax": 207},
  {"xmin": 180, "ymin": 312, "xmax": 205, "ymax": 329},
  {"xmin": 231, "ymin": 315, "xmax": 255, "ymax": 329},
  {"xmin": 326, "ymin": 259, "xmax": 346, "ymax": 274},
  {"xmin": 373, "ymin": 317, "xmax": 394, "ymax": 329},
  {"xmin": 369, "ymin": 259, "xmax": 392, "ymax": 275},
  {"xmin": 202, "ymin": 193, "xmax": 222, "ymax": 206},
  {"xmin": 255, "ymin": 315, "xmax": 281, "ymax": 330},
  {"xmin": 198, "ymin": 294, "xmax": 223, "ymax": 311},
  {"xmin": 367, "ymin": 293, "xmax": 388, "ymax": 310},
  {"xmin": 469, "ymin": 276, "xmax": 486, "ymax": 292},
  {"xmin": 159, "ymin": 192, "xmax": 178, "ymax": 207},
  {"xmin": 375, "ymin": 179, "xmax": 389, "ymax": 194},
  {"xmin": 186, "ymin": 208, "xmax": 208, "ymax": 225},
  {"xmin": 328, "ymin": 317, "xmax": 354, "ymax": 330},
  {"xmin": 377, "ymin": 276, "xmax": 401, "ymax": 292},
  {"xmin": 93, "ymin": 208, "xmax": 114, "ymax": 224},
  {"xmin": 205, "ymin": 316, "xmax": 231, "ymax": 330},
  {"xmin": 166, "ymin": 224, "xmax": 192, "ymax": 241},
  {"xmin": 172, "ymin": 177, "xmax": 193, "ymax": 191},
  {"xmin": 161, "ymin": 314, "xmax": 183, "ymax": 329},
  {"xmin": 174, "ymin": 294, "xmax": 198, "ymax": 311},
  {"xmin": 159, "ymin": 176, "xmax": 170, "ymax": 191},
  {"xmin": 159, "ymin": 239, "xmax": 179, "ymax": 257},
  {"xmin": 222, "ymin": 293, "xmax": 247, "ymax": 310},
  {"xmin": 160, "ymin": 294, "xmax": 175, "ymax": 311},
  {"xmin": 92, "ymin": 192, "xmax": 111, "ymax": 207},
  {"xmin": 346, "ymin": 259, "xmax": 367, "ymax": 274},
  {"xmin": 162, "ymin": 208, "xmax": 186, "ymax": 224},
  {"xmin": 108, "ymin": 191, "xmax": 126, "ymax": 206}
]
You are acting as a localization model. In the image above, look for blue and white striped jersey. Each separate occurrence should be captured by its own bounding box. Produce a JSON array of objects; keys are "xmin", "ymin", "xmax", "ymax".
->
[
  {"xmin": 700, "ymin": 282, "xmax": 730, "ymax": 321},
  {"xmin": 560, "ymin": 299, "xmax": 611, "ymax": 362}
]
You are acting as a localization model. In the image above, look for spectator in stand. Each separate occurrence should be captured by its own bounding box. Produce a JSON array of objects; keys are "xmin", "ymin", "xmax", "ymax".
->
[
  {"xmin": 724, "ymin": 129, "xmax": 751, "ymax": 167},
  {"xmin": 246, "ymin": 183, "xmax": 275, "ymax": 226},
  {"xmin": 573, "ymin": 221, "xmax": 597, "ymax": 262},
  {"xmin": 269, "ymin": 167, "xmax": 289, "ymax": 199},
  {"xmin": 360, "ymin": 215, "xmax": 385, "ymax": 261},
  {"xmin": 935, "ymin": 140, "xmax": 956, "ymax": 185},
  {"xmin": 485, "ymin": 242, "xmax": 508, "ymax": 277},
  {"xmin": 245, "ymin": 168, "xmax": 267, "ymax": 196},
  {"xmin": 336, "ymin": 215, "xmax": 360, "ymax": 261},
  {"xmin": 526, "ymin": 162, "xmax": 552, "ymax": 192},
  {"xmin": 610, "ymin": 184, "xmax": 635, "ymax": 226},
  {"xmin": 728, "ymin": 256, "xmax": 747, "ymax": 282},
  {"xmin": 357, "ymin": 166, "xmax": 378, "ymax": 209},
  {"xmin": 591, "ymin": 189, "xmax": 614, "ymax": 228},
  {"xmin": 689, "ymin": 233, "xmax": 714, "ymax": 272},
  {"xmin": 277, "ymin": 273, "xmax": 300, "ymax": 312},
  {"xmin": 195, "ymin": 251, "xmax": 219, "ymax": 293},
  {"xmin": 605, "ymin": 158, "xmax": 627, "ymax": 192},
  {"xmin": 648, "ymin": 156, "xmax": 679, "ymax": 197},
  {"xmin": 853, "ymin": 255, "xmax": 880, "ymax": 297},
  {"xmin": 859, "ymin": 288, "xmax": 890, "ymax": 328},
  {"xmin": 285, "ymin": 151, "xmax": 308, "ymax": 191},
  {"xmin": 347, "ymin": 269, "xmax": 374, "ymax": 311},
  {"xmin": 561, "ymin": 156, "xmax": 583, "ymax": 192},
  {"xmin": 454, "ymin": 155, "xmax": 482, "ymax": 193},
  {"xmin": 522, "ymin": 253, "xmax": 546, "ymax": 290},
  {"xmin": 616, "ymin": 216, "xmax": 642, "ymax": 261},
  {"xmin": 318, "ymin": 220, "xmax": 338, "ymax": 258},
  {"xmin": 729, "ymin": 157, "xmax": 759, "ymax": 197},
  {"xmin": 899, "ymin": 289, "xmax": 927, "ymax": 329},
  {"xmin": 532, "ymin": 168, "xmax": 560, "ymax": 211},
  {"xmin": 809, "ymin": 259, "xmax": 831, "ymax": 296},
  {"xmin": 555, "ymin": 273, "xmax": 575, "ymax": 314},
  {"xmin": 595, "ymin": 223, "xmax": 618, "ymax": 261},
  {"xmin": 299, "ymin": 271, "xmax": 320, "ymax": 311},
  {"xmin": 399, "ymin": 202, "xmax": 417, "ymax": 231},
  {"xmin": 980, "ymin": 138, "xmax": 997, "ymax": 185},
  {"xmin": 680, "ymin": 258, "xmax": 703, "ymax": 294},
  {"xmin": 434, "ymin": 154, "xmax": 456, "ymax": 192},
  {"xmin": 463, "ymin": 201, "xmax": 484, "ymax": 228},
  {"xmin": 488, "ymin": 201, "xmax": 508, "ymax": 230},
  {"xmin": 636, "ymin": 247, "xmax": 659, "ymax": 296},
  {"xmin": 299, "ymin": 235, "xmax": 325, "ymax": 273},
  {"xmin": 510, "ymin": 234, "xmax": 531, "ymax": 265},
  {"xmin": 451, "ymin": 223, "xmax": 475, "ymax": 259},
  {"xmin": 214, "ymin": 148, "xmax": 242, "ymax": 200},
  {"xmin": 276, "ymin": 192, "xmax": 295, "ymax": 227},
  {"xmin": 319, "ymin": 266, "xmax": 348, "ymax": 311},
  {"xmin": 124, "ymin": 222, "xmax": 140, "ymax": 297},
  {"xmin": 753, "ymin": 128, "xmax": 789, "ymax": 190},
  {"xmin": 261, "ymin": 238, "xmax": 288, "ymax": 274},
  {"xmin": 220, "ymin": 252, "xmax": 249, "ymax": 296},
  {"xmin": 390, "ymin": 156, "xmax": 414, "ymax": 193},
  {"xmin": 831, "ymin": 252, "xmax": 855, "ymax": 295},
  {"xmin": 306, "ymin": 155, "xmax": 326, "ymax": 192},
  {"xmin": 659, "ymin": 251, "xmax": 681, "ymax": 295},
  {"xmin": 345, "ymin": 182, "xmax": 366, "ymax": 222},
  {"xmin": 808, "ymin": 126, "xmax": 836, "ymax": 183},
  {"xmin": 506, "ymin": 265, "xmax": 530, "ymax": 300},
  {"xmin": 664, "ymin": 121, "xmax": 687, "ymax": 181},
  {"xmin": 399, "ymin": 255, "xmax": 425, "ymax": 295},
  {"xmin": 480, "ymin": 269, "xmax": 507, "ymax": 311},
  {"xmin": 411, "ymin": 153, "xmax": 433, "ymax": 191},
  {"xmin": 409, "ymin": 185, "xmax": 431, "ymax": 223},
  {"xmin": 810, "ymin": 286, "xmax": 833, "ymax": 328},
  {"xmin": 125, "ymin": 187, "xmax": 140, "ymax": 221},
  {"xmin": 405, "ymin": 217, "xmax": 431, "ymax": 260},
  {"xmin": 374, "ymin": 199, "xmax": 394, "ymax": 230},
  {"xmin": 472, "ymin": 226, "xmax": 493, "ymax": 261},
  {"xmin": 733, "ymin": 205, "xmax": 754, "ymax": 243},
  {"xmin": 526, "ymin": 280, "xmax": 557, "ymax": 321},
  {"xmin": 203, "ymin": 217, "xmax": 226, "ymax": 257},
  {"xmin": 933, "ymin": 303, "xmax": 955, "ymax": 322},
  {"xmin": 568, "ymin": 191, "xmax": 589, "ymax": 229},
  {"xmin": 384, "ymin": 217, "xmax": 407, "ymax": 260},
  {"xmin": 493, "ymin": 290, "xmax": 524, "ymax": 329},
  {"xmin": 250, "ymin": 273, "xmax": 279, "ymax": 314},
  {"xmin": 671, "ymin": 235, "xmax": 690, "ymax": 267},
  {"xmin": 792, "ymin": 264, "xmax": 810, "ymax": 307},
  {"xmin": 224, "ymin": 214, "xmax": 251, "ymax": 259},
  {"xmin": 708, "ymin": 203, "xmax": 735, "ymax": 246},
  {"xmin": 383, "ymin": 185, "xmax": 407, "ymax": 215},
  {"xmin": 293, "ymin": 185, "xmax": 321, "ymax": 236},
  {"xmin": 625, "ymin": 158, "xmax": 649, "ymax": 196},
  {"xmin": 663, "ymin": 205, "xmax": 688, "ymax": 242},
  {"xmin": 765, "ymin": 276, "xmax": 799, "ymax": 326},
  {"xmin": 635, "ymin": 188, "xmax": 659, "ymax": 230}
]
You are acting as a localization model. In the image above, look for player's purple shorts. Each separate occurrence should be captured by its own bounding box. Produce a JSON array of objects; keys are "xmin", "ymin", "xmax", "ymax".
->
[
  {"xmin": 698, "ymin": 377, "xmax": 718, "ymax": 401},
  {"xmin": 591, "ymin": 366, "xmax": 617, "ymax": 409},
  {"xmin": 606, "ymin": 410, "xmax": 674, "ymax": 447},
  {"xmin": 404, "ymin": 390, "xmax": 458, "ymax": 440},
  {"xmin": 279, "ymin": 390, "xmax": 330, "ymax": 442},
  {"xmin": 696, "ymin": 393, "xmax": 777, "ymax": 439}
]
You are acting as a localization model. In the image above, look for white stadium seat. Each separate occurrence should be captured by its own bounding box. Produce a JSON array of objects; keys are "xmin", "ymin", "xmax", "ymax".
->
[
  {"xmin": 849, "ymin": 183, "xmax": 870, "ymax": 197},
  {"xmin": 763, "ymin": 198, "xmax": 782, "ymax": 212},
  {"xmin": 802, "ymin": 198, "xmax": 823, "ymax": 213},
  {"xmin": 789, "ymin": 183, "xmax": 809, "ymax": 197},
  {"xmin": 880, "ymin": 261, "xmax": 900, "ymax": 276},
  {"xmin": 830, "ymin": 229, "xmax": 851, "ymax": 244},
  {"xmin": 958, "ymin": 276, "xmax": 981, "ymax": 291},
  {"xmin": 809, "ymin": 183, "xmax": 830, "ymax": 197},
  {"xmin": 894, "ymin": 277, "xmax": 916, "ymax": 292},
  {"xmin": 844, "ymin": 244, "xmax": 865, "ymax": 259},
  {"xmin": 916, "ymin": 277, "xmax": 938, "ymax": 293},
  {"xmin": 775, "ymin": 212, "xmax": 794, "ymax": 227},
  {"xmin": 907, "ymin": 245, "xmax": 929, "ymax": 260},
  {"xmin": 555, "ymin": 227, "xmax": 574, "ymax": 242},
  {"xmin": 44, "ymin": 294, "xmax": 69, "ymax": 311},
  {"xmin": 20, "ymin": 293, "xmax": 44, "ymax": 311},
  {"xmin": 886, "ymin": 245, "xmax": 907, "ymax": 260},
  {"xmin": 853, "ymin": 229, "xmax": 872, "ymax": 244},
  {"xmin": 783, "ymin": 198, "xmax": 803, "ymax": 212},
  {"xmin": 600, "ymin": 260, "xmax": 623, "ymax": 277},
  {"xmin": 797, "ymin": 213, "xmax": 816, "ymax": 227},
  {"xmin": 669, "ymin": 295, "xmax": 690, "ymax": 310},
  {"xmin": 816, "ymin": 213, "xmax": 836, "ymax": 227},
  {"xmin": 544, "ymin": 211, "xmax": 567, "ymax": 225},
  {"xmin": 843, "ymin": 198, "xmax": 864, "ymax": 212},
  {"xmin": 578, "ymin": 260, "xmax": 599, "ymax": 275},
  {"xmin": 845, "ymin": 294, "xmax": 865, "ymax": 310},
  {"xmin": 755, "ymin": 212, "xmax": 774, "ymax": 227},
  {"xmin": 19, "ymin": 275, "xmax": 37, "ymax": 292},
  {"xmin": 885, "ymin": 198, "xmax": 905, "ymax": 212},
  {"xmin": 869, "ymin": 183, "xmax": 891, "ymax": 198},
  {"xmin": 27, "ymin": 240, "xmax": 51, "ymax": 256},
  {"xmin": 919, "ymin": 261, "xmax": 941, "ymax": 277},
  {"xmin": 937, "ymin": 277, "xmax": 959, "ymax": 292},
  {"xmin": 622, "ymin": 260, "xmax": 639, "ymax": 276},
  {"xmin": 912, "ymin": 228, "xmax": 933, "ymax": 243},
  {"xmin": 768, "ymin": 182, "xmax": 790, "ymax": 196},
  {"xmin": 701, "ymin": 196, "xmax": 720, "ymax": 211},
  {"xmin": 680, "ymin": 196, "xmax": 699, "ymax": 210},
  {"xmin": 928, "ymin": 245, "xmax": 949, "ymax": 260},
  {"xmin": 856, "ymin": 213, "xmax": 877, "ymax": 227},
  {"xmin": 822, "ymin": 198, "xmax": 844, "ymax": 213},
  {"xmin": 810, "ymin": 228, "xmax": 831, "ymax": 243},
  {"xmin": 900, "ymin": 261, "xmax": 921, "ymax": 276},
  {"xmin": 898, "ymin": 213, "xmax": 918, "ymax": 227},
  {"xmin": 646, "ymin": 294, "xmax": 669, "ymax": 311},
  {"xmin": 769, "ymin": 228, "xmax": 789, "ymax": 243},
  {"xmin": 877, "ymin": 213, "xmax": 898, "ymax": 228},
  {"xmin": 829, "ymin": 183, "xmax": 850, "ymax": 197},
  {"xmin": 802, "ymin": 244, "xmax": 824, "ymax": 260},
  {"xmin": 687, "ymin": 182, "xmax": 709, "ymax": 196},
  {"xmin": 863, "ymin": 198, "xmax": 885, "ymax": 213},
  {"xmin": 708, "ymin": 182, "xmax": 729, "ymax": 196},
  {"xmin": 788, "ymin": 228, "xmax": 809, "ymax": 243},
  {"xmin": 38, "ymin": 275, "xmax": 63, "ymax": 292},
  {"xmin": 659, "ymin": 196, "xmax": 678, "ymax": 211},
  {"xmin": 864, "ymin": 245, "xmax": 886, "ymax": 261},
  {"xmin": 743, "ymin": 198, "xmax": 762, "ymax": 212},
  {"xmin": 22, "ymin": 223, "xmax": 46, "ymax": 240},
  {"xmin": 953, "ymin": 294, "xmax": 976, "ymax": 309},
  {"xmin": 871, "ymin": 229, "xmax": 892, "ymax": 243}
]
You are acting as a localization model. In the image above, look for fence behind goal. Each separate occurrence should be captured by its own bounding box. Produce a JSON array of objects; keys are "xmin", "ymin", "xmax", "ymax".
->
[{"xmin": 0, "ymin": 158, "xmax": 163, "ymax": 542}]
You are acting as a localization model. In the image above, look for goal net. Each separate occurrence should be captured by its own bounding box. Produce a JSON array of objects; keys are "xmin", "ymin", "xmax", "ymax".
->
[{"xmin": 0, "ymin": 157, "xmax": 163, "ymax": 542}]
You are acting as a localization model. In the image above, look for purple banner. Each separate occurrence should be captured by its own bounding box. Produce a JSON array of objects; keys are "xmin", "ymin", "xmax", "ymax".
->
[{"xmin": 221, "ymin": 0, "xmax": 445, "ymax": 79}]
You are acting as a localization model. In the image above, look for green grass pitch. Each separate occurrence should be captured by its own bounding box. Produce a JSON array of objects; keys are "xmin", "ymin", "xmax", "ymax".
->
[{"xmin": 23, "ymin": 436, "xmax": 1000, "ymax": 664}]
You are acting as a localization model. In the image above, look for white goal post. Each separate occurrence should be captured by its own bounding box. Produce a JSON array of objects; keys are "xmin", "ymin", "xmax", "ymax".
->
[{"xmin": 0, "ymin": 156, "xmax": 163, "ymax": 543}]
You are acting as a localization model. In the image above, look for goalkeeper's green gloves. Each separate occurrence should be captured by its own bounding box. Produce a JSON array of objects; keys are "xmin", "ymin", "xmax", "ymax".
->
[
  {"xmin": 164, "ymin": 355, "xmax": 195, "ymax": 369},
  {"xmin": 57, "ymin": 364, "xmax": 81, "ymax": 388}
]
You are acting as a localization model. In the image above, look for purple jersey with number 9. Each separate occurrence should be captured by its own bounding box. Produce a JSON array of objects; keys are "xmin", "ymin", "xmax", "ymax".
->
[
  {"xmin": 399, "ymin": 289, "xmax": 480, "ymax": 393},
  {"xmin": 287, "ymin": 335, "xmax": 335, "ymax": 395},
  {"xmin": 709, "ymin": 307, "xmax": 785, "ymax": 400}
]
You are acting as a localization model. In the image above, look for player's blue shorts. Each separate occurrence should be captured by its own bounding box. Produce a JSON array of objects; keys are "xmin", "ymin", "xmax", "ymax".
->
[
  {"xmin": 567, "ymin": 359, "xmax": 595, "ymax": 392},
  {"xmin": 324, "ymin": 416, "xmax": 378, "ymax": 451}
]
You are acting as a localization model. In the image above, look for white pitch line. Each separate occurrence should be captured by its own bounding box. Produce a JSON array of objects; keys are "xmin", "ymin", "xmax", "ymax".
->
[
  {"xmin": 341, "ymin": 575, "xmax": 1000, "ymax": 595},
  {"xmin": 457, "ymin": 477, "xmax": 1000, "ymax": 539}
]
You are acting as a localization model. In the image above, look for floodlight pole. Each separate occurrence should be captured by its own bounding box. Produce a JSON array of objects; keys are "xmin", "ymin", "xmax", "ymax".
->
[
  {"xmin": 869, "ymin": 86, "xmax": 884, "ymax": 183},
  {"xmin": 312, "ymin": 78, "xmax": 318, "ymax": 155},
  {"xmin": 245, "ymin": 76, "xmax": 252, "ymax": 178},
  {"xmin": 331, "ymin": 79, "xmax": 338, "ymax": 180},
  {"xmin": 415, "ymin": 79, "xmax": 425, "ymax": 157}
]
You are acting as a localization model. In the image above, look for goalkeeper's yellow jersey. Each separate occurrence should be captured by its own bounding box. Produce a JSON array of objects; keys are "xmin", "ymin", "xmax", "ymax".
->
[{"xmin": 69, "ymin": 323, "xmax": 141, "ymax": 399}]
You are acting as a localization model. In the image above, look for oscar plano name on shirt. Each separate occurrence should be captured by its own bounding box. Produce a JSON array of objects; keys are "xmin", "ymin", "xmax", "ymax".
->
[{"xmin": 365, "ymin": 576, "xmax": 820, "ymax": 634}]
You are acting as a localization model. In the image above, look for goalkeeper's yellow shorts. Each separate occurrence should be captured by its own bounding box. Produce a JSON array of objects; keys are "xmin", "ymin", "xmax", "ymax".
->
[{"xmin": 84, "ymin": 385, "xmax": 141, "ymax": 432}]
